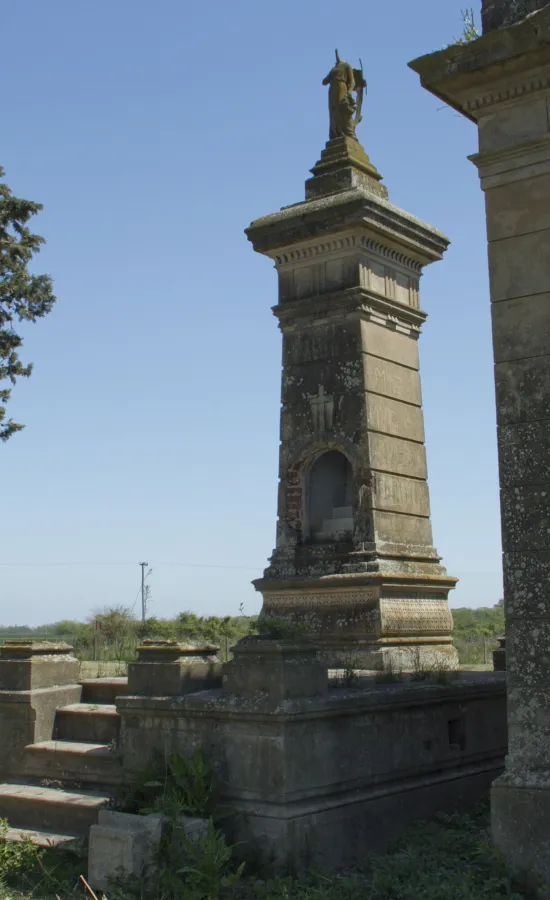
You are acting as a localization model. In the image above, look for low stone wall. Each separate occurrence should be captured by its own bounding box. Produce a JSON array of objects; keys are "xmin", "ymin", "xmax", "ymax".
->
[{"xmin": 117, "ymin": 642, "xmax": 506, "ymax": 873}]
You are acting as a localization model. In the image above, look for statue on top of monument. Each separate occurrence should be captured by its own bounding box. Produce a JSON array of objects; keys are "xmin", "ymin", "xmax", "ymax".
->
[{"xmin": 322, "ymin": 50, "xmax": 367, "ymax": 141}]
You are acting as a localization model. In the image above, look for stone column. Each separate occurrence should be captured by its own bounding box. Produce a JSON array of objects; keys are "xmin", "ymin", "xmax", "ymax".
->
[
  {"xmin": 0, "ymin": 641, "xmax": 81, "ymax": 777},
  {"xmin": 409, "ymin": 5, "xmax": 550, "ymax": 886}
]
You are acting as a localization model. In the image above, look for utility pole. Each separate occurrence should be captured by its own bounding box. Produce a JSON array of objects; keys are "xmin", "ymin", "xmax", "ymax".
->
[{"xmin": 139, "ymin": 562, "xmax": 149, "ymax": 623}]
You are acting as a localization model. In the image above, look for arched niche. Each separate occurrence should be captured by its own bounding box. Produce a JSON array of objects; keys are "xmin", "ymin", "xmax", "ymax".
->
[{"xmin": 307, "ymin": 450, "xmax": 354, "ymax": 541}]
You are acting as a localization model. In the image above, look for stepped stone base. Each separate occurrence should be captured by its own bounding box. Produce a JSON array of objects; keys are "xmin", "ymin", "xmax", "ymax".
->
[
  {"xmin": 117, "ymin": 652, "xmax": 507, "ymax": 874},
  {"xmin": 256, "ymin": 573, "xmax": 459, "ymax": 671},
  {"xmin": 0, "ymin": 783, "xmax": 111, "ymax": 836},
  {"xmin": 0, "ymin": 670, "xmax": 125, "ymax": 845},
  {"xmin": 19, "ymin": 740, "xmax": 122, "ymax": 786},
  {"xmin": 3, "ymin": 827, "xmax": 78, "ymax": 848},
  {"xmin": 317, "ymin": 642, "xmax": 459, "ymax": 672}
]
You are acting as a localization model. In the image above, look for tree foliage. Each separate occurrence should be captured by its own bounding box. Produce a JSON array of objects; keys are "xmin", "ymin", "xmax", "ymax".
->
[
  {"xmin": 0, "ymin": 166, "xmax": 56, "ymax": 440},
  {"xmin": 452, "ymin": 606, "xmax": 504, "ymax": 637}
]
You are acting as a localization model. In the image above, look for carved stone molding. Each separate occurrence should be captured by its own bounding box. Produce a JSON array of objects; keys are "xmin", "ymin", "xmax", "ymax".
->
[
  {"xmin": 469, "ymin": 134, "xmax": 550, "ymax": 189},
  {"xmin": 273, "ymin": 288, "xmax": 426, "ymax": 337},
  {"xmin": 264, "ymin": 588, "xmax": 378, "ymax": 609},
  {"xmin": 274, "ymin": 233, "xmax": 423, "ymax": 275},
  {"xmin": 465, "ymin": 72, "xmax": 550, "ymax": 115}
]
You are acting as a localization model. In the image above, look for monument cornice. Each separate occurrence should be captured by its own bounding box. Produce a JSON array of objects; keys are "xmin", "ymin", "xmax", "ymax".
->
[
  {"xmin": 271, "ymin": 231, "xmax": 423, "ymax": 276},
  {"xmin": 245, "ymin": 189, "xmax": 449, "ymax": 266},
  {"xmin": 254, "ymin": 572, "xmax": 458, "ymax": 593},
  {"xmin": 408, "ymin": 5, "xmax": 550, "ymax": 122},
  {"xmin": 464, "ymin": 68, "xmax": 550, "ymax": 115}
]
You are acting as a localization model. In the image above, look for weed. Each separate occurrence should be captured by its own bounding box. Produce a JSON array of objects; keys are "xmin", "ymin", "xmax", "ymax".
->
[
  {"xmin": 0, "ymin": 819, "xmax": 85, "ymax": 898},
  {"xmin": 257, "ymin": 617, "xmax": 310, "ymax": 641},
  {"xmin": 175, "ymin": 819, "xmax": 245, "ymax": 900},
  {"xmin": 375, "ymin": 656, "xmax": 403, "ymax": 684},
  {"xmin": 0, "ymin": 799, "xmax": 537, "ymax": 900},
  {"xmin": 118, "ymin": 747, "xmax": 216, "ymax": 820},
  {"xmin": 336, "ymin": 653, "xmax": 362, "ymax": 688}
]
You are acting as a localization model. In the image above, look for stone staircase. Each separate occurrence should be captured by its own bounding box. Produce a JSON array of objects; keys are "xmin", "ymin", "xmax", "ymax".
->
[{"xmin": 0, "ymin": 677, "xmax": 127, "ymax": 847}]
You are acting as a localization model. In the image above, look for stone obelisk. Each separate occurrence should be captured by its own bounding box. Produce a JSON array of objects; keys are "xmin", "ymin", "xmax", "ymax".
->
[{"xmin": 246, "ymin": 53, "xmax": 458, "ymax": 670}]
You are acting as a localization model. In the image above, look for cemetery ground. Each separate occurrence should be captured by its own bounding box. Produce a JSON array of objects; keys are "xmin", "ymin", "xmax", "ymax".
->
[
  {"xmin": 0, "ymin": 798, "xmax": 532, "ymax": 900},
  {"xmin": 0, "ymin": 605, "xmax": 522, "ymax": 900}
]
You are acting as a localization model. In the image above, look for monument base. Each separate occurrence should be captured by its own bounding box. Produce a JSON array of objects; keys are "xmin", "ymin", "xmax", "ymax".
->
[
  {"xmin": 318, "ymin": 641, "xmax": 458, "ymax": 672},
  {"xmin": 491, "ymin": 774, "xmax": 550, "ymax": 894},
  {"xmin": 254, "ymin": 572, "xmax": 459, "ymax": 672}
]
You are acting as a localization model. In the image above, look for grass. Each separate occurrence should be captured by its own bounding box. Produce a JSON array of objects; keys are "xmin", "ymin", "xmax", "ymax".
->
[
  {"xmin": 0, "ymin": 820, "xmax": 86, "ymax": 899},
  {"xmin": 78, "ymin": 661, "xmax": 127, "ymax": 679},
  {"xmin": 0, "ymin": 799, "xmax": 539, "ymax": 900}
]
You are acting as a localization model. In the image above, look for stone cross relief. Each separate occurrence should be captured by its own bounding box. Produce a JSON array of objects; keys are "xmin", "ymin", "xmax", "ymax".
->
[{"xmin": 309, "ymin": 385, "xmax": 334, "ymax": 432}]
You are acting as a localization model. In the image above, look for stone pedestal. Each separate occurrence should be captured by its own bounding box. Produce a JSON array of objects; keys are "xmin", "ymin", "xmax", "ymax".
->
[
  {"xmin": 223, "ymin": 638, "xmax": 327, "ymax": 704},
  {"xmin": 0, "ymin": 642, "xmax": 81, "ymax": 776},
  {"xmin": 246, "ymin": 135, "xmax": 458, "ymax": 671},
  {"xmin": 409, "ymin": 7, "xmax": 550, "ymax": 889},
  {"xmin": 127, "ymin": 640, "xmax": 222, "ymax": 696}
]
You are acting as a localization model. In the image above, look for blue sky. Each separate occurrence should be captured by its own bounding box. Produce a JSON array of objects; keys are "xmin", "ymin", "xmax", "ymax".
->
[{"xmin": 1, "ymin": 0, "xmax": 501, "ymax": 627}]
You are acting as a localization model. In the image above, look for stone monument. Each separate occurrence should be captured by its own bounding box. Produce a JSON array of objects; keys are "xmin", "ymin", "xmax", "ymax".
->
[
  {"xmin": 481, "ymin": 0, "xmax": 550, "ymax": 30},
  {"xmin": 245, "ymin": 54, "xmax": 459, "ymax": 671},
  {"xmin": 409, "ymin": 3, "xmax": 550, "ymax": 889}
]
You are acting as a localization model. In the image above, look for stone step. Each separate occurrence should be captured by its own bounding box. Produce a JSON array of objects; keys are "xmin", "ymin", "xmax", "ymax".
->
[
  {"xmin": 54, "ymin": 704, "xmax": 120, "ymax": 744},
  {"xmin": 18, "ymin": 741, "xmax": 123, "ymax": 786},
  {"xmin": 80, "ymin": 677, "xmax": 129, "ymax": 705},
  {"xmin": 3, "ymin": 826, "xmax": 80, "ymax": 848},
  {"xmin": 0, "ymin": 783, "xmax": 110, "ymax": 835}
]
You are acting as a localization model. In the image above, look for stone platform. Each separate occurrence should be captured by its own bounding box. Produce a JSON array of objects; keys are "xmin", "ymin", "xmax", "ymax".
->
[{"xmin": 117, "ymin": 639, "xmax": 506, "ymax": 873}]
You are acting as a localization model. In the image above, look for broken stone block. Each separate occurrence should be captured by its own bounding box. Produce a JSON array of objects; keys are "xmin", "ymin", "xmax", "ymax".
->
[
  {"xmin": 88, "ymin": 810, "xmax": 162, "ymax": 891},
  {"xmin": 88, "ymin": 809, "xmax": 209, "ymax": 892},
  {"xmin": 171, "ymin": 815, "xmax": 209, "ymax": 854}
]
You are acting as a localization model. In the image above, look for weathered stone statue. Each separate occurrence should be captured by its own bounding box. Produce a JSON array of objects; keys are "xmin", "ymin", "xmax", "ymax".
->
[{"xmin": 322, "ymin": 50, "xmax": 366, "ymax": 140}]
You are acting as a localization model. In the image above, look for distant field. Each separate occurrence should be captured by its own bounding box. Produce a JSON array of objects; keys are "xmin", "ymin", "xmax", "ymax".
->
[{"xmin": 79, "ymin": 660, "xmax": 127, "ymax": 679}]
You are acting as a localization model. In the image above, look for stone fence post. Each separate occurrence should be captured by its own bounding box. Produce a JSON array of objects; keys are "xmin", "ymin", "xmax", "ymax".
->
[
  {"xmin": 126, "ymin": 640, "xmax": 222, "ymax": 696},
  {"xmin": 0, "ymin": 641, "xmax": 81, "ymax": 777},
  {"xmin": 223, "ymin": 637, "xmax": 328, "ymax": 704},
  {"xmin": 493, "ymin": 637, "xmax": 506, "ymax": 673}
]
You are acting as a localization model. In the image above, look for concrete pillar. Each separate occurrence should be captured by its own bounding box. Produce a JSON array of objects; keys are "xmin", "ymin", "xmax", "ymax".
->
[
  {"xmin": 0, "ymin": 641, "xmax": 81, "ymax": 776},
  {"xmin": 409, "ymin": 5, "xmax": 550, "ymax": 888}
]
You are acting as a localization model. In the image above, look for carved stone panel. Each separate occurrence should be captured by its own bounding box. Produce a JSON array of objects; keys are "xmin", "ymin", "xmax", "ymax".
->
[
  {"xmin": 264, "ymin": 588, "xmax": 378, "ymax": 609},
  {"xmin": 379, "ymin": 597, "xmax": 453, "ymax": 636}
]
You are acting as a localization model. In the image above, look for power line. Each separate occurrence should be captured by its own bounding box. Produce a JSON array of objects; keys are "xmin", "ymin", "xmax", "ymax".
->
[
  {"xmin": 0, "ymin": 561, "xmax": 261, "ymax": 571},
  {"xmin": 0, "ymin": 562, "xmax": 503, "ymax": 576}
]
